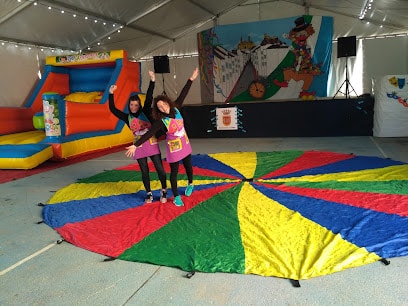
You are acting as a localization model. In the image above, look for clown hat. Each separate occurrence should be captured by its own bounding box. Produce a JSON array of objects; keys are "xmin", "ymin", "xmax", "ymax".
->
[{"xmin": 293, "ymin": 16, "xmax": 309, "ymax": 32}]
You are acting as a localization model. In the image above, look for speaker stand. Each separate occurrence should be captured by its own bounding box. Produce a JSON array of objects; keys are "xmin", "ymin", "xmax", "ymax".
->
[
  {"xmin": 333, "ymin": 57, "xmax": 358, "ymax": 99},
  {"xmin": 161, "ymin": 74, "xmax": 167, "ymax": 95}
]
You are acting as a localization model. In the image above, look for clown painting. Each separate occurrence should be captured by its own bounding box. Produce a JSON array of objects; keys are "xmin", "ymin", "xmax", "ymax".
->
[{"xmin": 281, "ymin": 16, "xmax": 323, "ymax": 99}]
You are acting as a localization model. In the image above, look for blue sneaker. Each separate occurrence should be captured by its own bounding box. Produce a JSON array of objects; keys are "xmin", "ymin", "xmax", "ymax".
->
[
  {"xmin": 173, "ymin": 195, "xmax": 184, "ymax": 207},
  {"xmin": 185, "ymin": 184, "xmax": 194, "ymax": 196}
]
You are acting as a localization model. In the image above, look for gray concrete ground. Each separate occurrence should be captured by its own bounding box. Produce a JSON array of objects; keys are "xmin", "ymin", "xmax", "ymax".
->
[{"xmin": 1, "ymin": 137, "xmax": 407, "ymax": 306}]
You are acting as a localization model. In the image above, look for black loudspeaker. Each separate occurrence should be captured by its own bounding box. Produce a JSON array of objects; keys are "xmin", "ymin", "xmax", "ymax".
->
[
  {"xmin": 153, "ymin": 55, "xmax": 170, "ymax": 73},
  {"xmin": 337, "ymin": 36, "xmax": 356, "ymax": 58}
]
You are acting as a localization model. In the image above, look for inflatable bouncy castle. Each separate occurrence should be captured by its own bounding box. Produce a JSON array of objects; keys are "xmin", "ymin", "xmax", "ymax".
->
[{"xmin": 0, "ymin": 50, "xmax": 143, "ymax": 169}]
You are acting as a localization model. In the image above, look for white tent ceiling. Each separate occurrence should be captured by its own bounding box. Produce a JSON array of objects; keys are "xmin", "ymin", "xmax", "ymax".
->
[{"xmin": 1, "ymin": 0, "xmax": 407, "ymax": 60}]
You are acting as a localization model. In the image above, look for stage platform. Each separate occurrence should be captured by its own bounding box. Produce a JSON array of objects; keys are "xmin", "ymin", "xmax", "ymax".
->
[{"xmin": 182, "ymin": 96, "xmax": 374, "ymax": 138}]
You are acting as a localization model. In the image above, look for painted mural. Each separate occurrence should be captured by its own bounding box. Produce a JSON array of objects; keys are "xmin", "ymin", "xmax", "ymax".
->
[{"xmin": 198, "ymin": 15, "xmax": 333, "ymax": 103}]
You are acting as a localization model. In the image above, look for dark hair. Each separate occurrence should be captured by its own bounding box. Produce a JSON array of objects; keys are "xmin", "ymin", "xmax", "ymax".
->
[
  {"xmin": 127, "ymin": 94, "xmax": 141, "ymax": 115},
  {"xmin": 152, "ymin": 95, "xmax": 176, "ymax": 120},
  {"xmin": 129, "ymin": 94, "xmax": 141, "ymax": 105}
]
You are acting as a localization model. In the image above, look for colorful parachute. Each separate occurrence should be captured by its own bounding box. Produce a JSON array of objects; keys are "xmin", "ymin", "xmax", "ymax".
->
[{"xmin": 43, "ymin": 151, "xmax": 408, "ymax": 281}]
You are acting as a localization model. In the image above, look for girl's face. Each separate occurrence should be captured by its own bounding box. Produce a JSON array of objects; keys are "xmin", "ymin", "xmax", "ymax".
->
[
  {"xmin": 129, "ymin": 100, "xmax": 140, "ymax": 113},
  {"xmin": 157, "ymin": 100, "xmax": 170, "ymax": 114}
]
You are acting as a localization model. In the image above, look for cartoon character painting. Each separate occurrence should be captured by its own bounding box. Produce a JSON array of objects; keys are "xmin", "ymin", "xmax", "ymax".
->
[
  {"xmin": 43, "ymin": 99, "xmax": 61, "ymax": 137},
  {"xmin": 198, "ymin": 15, "xmax": 331, "ymax": 103},
  {"xmin": 276, "ymin": 16, "xmax": 322, "ymax": 100}
]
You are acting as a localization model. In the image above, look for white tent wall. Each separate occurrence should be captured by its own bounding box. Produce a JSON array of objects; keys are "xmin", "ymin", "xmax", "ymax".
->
[
  {"xmin": 328, "ymin": 36, "xmax": 408, "ymax": 98},
  {"xmin": 0, "ymin": 46, "xmax": 202, "ymax": 107},
  {"xmin": 330, "ymin": 39, "xmax": 364, "ymax": 98},
  {"xmin": 363, "ymin": 36, "xmax": 408, "ymax": 93},
  {"xmin": 1, "ymin": 0, "xmax": 408, "ymax": 107},
  {"xmin": 2, "ymin": 36, "xmax": 407, "ymax": 108},
  {"xmin": 137, "ymin": 1, "xmax": 408, "ymax": 104},
  {"xmin": 140, "ymin": 56, "xmax": 202, "ymax": 104},
  {"xmin": 0, "ymin": 47, "xmax": 53, "ymax": 107}
]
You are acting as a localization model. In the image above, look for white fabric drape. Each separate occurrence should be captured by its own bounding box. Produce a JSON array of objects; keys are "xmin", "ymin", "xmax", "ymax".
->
[{"xmin": 1, "ymin": 36, "xmax": 407, "ymax": 107}]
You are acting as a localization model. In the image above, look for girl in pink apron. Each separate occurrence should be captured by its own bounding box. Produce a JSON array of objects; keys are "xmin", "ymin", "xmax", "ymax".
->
[
  {"xmin": 127, "ymin": 67, "xmax": 199, "ymax": 206},
  {"xmin": 109, "ymin": 71, "xmax": 167, "ymax": 204}
]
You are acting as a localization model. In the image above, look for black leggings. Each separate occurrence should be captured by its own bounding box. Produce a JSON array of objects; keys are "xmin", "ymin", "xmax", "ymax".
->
[
  {"xmin": 169, "ymin": 154, "xmax": 193, "ymax": 197},
  {"xmin": 137, "ymin": 153, "xmax": 167, "ymax": 192}
]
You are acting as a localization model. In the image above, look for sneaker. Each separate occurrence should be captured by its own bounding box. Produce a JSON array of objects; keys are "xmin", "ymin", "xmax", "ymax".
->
[
  {"xmin": 173, "ymin": 195, "xmax": 184, "ymax": 207},
  {"xmin": 145, "ymin": 192, "xmax": 153, "ymax": 204},
  {"xmin": 185, "ymin": 184, "xmax": 194, "ymax": 196},
  {"xmin": 160, "ymin": 189, "xmax": 167, "ymax": 203}
]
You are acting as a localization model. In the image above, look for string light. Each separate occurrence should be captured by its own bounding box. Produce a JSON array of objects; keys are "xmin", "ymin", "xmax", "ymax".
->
[
  {"xmin": 4, "ymin": 0, "xmax": 404, "ymax": 55},
  {"xmin": 361, "ymin": 33, "xmax": 408, "ymax": 40},
  {"xmin": 1, "ymin": 0, "xmax": 126, "ymax": 52},
  {"xmin": 358, "ymin": 0, "xmax": 403, "ymax": 30},
  {"xmin": 359, "ymin": 0, "xmax": 374, "ymax": 20},
  {"xmin": 0, "ymin": 39, "xmax": 74, "ymax": 53}
]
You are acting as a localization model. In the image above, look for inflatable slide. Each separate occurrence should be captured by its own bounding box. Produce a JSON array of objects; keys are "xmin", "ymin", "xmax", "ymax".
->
[{"xmin": 0, "ymin": 50, "xmax": 142, "ymax": 169}]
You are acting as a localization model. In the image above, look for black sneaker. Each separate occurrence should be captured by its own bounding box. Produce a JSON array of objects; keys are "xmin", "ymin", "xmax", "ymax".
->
[
  {"xmin": 160, "ymin": 189, "xmax": 167, "ymax": 203},
  {"xmin": 145, "ymin": 192, "xmax": 153, "ymax": 204}
]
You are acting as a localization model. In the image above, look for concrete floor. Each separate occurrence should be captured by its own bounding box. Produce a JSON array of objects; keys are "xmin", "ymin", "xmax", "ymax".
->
[{"xmin": 1, "ymin": 137, "xmax": 407, "ymax": 306}]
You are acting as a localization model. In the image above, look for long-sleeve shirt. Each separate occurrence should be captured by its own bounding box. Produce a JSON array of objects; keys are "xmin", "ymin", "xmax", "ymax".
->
[{"xmin": 135, "ymin": 79, "xmax": 193, "ymax": 146}]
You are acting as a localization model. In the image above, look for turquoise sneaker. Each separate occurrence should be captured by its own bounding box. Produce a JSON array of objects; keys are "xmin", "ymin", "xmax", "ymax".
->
[
  {"xmin": 173, "ymin": 195, "xmax": 184, "ymax": 207},
  {"xmin": 185, "ymin": 184, "xmax": 194, "ymax": 196}
]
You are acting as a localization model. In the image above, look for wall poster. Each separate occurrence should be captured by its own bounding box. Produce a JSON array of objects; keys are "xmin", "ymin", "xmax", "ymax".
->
[{"xmin": 198, "ymin": 15, "xmax": 333, "ymax": 103}]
